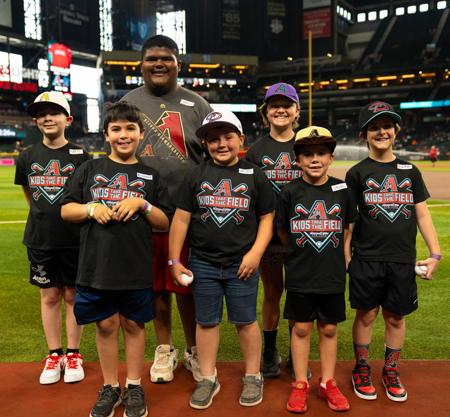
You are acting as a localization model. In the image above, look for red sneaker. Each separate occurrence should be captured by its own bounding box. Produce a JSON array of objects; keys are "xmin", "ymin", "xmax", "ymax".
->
[
  {"xmin": 382, "ymin": 367, "xmax": 407, "ymax": 402},
  {"xmin": 287, "ymin": 381, "xmax": 309, "ymax": 413},
  {"xmin": 319, "ymin": 378, "xmax": 350, "ymax": 411},
  {"xmin": 352, "ymin": 365, "xmax": 377, "ymax": 400}
]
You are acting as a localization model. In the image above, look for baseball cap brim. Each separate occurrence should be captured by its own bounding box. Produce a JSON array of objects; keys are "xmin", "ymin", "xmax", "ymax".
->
[
  {"xmin": 360, "ymin": 110, "xmax": 401, "ymax": 130},
  {"xmin": 196, "ymin": 121, "xmax": 242, "ymax": 139},
  {"xmin": 27, "ymin": 101, "xmax": 70, "ymax": 117}
]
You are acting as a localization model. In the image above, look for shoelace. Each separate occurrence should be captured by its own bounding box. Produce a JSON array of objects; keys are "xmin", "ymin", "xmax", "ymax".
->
[
  {"xmin": 124, "ymin": 386, "xmax": 144, "ymax": 406},
  {"xmin": 42, "ymin": 355, "xmax": 60, "ymax": 370},
  {"xmin": 156, "ymin": 351, "xmax": 172, "ymax": 366},
  {"xmin": 384, "ymin": 369, "xmax": 402, "ymax": 388},
  {"xmin": 98, "ymin": 387, "xmax": 119, "ymax": 404},
  {"xmin": 290, "ymin": 385, "xmax": 308, "ymax": 405},
  {"xmin": 66, "ymin": 354, "xmax": 82, "ymax": 369},
  {"xmin": 355, "ymin": 367, "xmax": 371, "ymax": 385},
  {"xmin": 325, "ymin": 385, "xmax": 347, "ymax": 406}
]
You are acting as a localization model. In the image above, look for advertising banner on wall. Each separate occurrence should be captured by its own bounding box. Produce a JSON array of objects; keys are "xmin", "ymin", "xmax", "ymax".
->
[
  {"xmin": 222, "ymin": 0, "xmax": 241, "ymax": 40},
  {"xmin": 303, "ymin": 8, "xmax": 331, "ymax": 39}
]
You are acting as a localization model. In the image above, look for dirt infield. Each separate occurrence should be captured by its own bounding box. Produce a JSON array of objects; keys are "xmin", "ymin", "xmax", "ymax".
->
[
  {"xmin": 328, "ymin": 166, "xmax": 450, "ymax": 200},
  {"xmin": 1, "ymin": 360, "xmax": 449, "ymax": 417}
]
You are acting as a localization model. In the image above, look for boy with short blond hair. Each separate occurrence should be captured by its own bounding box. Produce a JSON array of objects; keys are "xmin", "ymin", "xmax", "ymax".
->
[{"xmin": 15, "ymin": 91, "xmax": 89, "ymax": 385}]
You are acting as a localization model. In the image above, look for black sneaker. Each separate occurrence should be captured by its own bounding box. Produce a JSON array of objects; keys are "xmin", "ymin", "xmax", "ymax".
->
[
  {"xmin": 122, "ymin": 384, "xmax": 148, "ymax": 417},
  {"xmin": 286, "ymin": 354, "xmax": 312, "ymax": 380},
  {"xmin": 262, "ymin": 350, "xmax": 281, "ymax": 378},
  {"xmin": 90, "ymin": 385, "xmax": 121, "ymax": 417}
]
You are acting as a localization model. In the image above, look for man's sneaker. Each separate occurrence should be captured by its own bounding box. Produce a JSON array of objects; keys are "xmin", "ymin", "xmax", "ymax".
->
[
  {"xmin": 382, "ymin": 367, "xmax": 408, "ymax": 402},
  {"xmin": 262, "ymin": 350, "xmax": 281, "ymax": 378},
  {"xmin": 189, "ymin": 378, "xmax": 221, "ymax": 409},
  {"xmin": 150, "ymin": 344, "xmax": 178, "ymax": 383},
  {"xmin": 89, "ymin": 385, "xmax": 121, "ymax": 417},
  {"xmin": 184, "ymin": 346, "xmax": 201, "ymax": 382},
  {"xmin": 63, "ymin": 352, "xmax": 85, "ymax": 383},
  {"xmin": 39, "ymin": 353, "xmax": 63, "ymax": 384},
  {"xmin": 122, "ymin": 384, "xmax": 148, "ymax": 417},
  {"xmin": 286, "ymin": 355, "xmax": 312, "ymax": 380},
  {"xmin": 352, "ymin": 365, "xmax": 377, "ymax": 400},
  {"xmin": 287, "ymin": 381, "xmax": 309, "ymax": 414},
  {"xmin": 319, "ymin": 378, "xmax": 350, "ymax": 411},
  {"xmin": 239, "ymin": 375, "xmax": 264, "ymax": 407}
]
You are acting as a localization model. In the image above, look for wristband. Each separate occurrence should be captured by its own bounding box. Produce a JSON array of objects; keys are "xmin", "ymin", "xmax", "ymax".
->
[
  {"xmin": 429, "ymin": 253, "xmax": 442, "ymax": 261},
  {"xmin": 86, "ymin": 202, "xmax": 100, "ymax": 219},
  {"xmin": 141, "ymin": 200, "xmax": 153, "ymax": 216},
  {"xmin": 168, "ymin": 259, "xmax": 180, "ymax": 266}
]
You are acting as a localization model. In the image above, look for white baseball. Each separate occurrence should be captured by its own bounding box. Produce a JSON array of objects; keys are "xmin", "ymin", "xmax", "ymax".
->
[
  {"xmin": 180, "ymin": 273, "xmax": 194, "ymax": 286},
  {"xmin": 414, "ymin": 265, "xmax": 428, "ymax": 277}
]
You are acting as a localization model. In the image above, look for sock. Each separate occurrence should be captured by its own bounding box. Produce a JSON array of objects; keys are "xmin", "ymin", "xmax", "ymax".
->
[
  {"xmin": 126, "ymin": 378, "xmax": 141, "ymax": 387},
  {"xmin": 320, "ymin": 382, "xmax": 327, "ymax": 388},
  {"xmin": 202, "ymin": 368, "xmax": 217, "ymax": 382},
  {"xmin": 49, "ymin": 348, "xmax": 64, "ymax": 356},
  {"xmin": 66, "ymin": 348, "xmax": 79, "ymax": 355},
  {"xmin": 263, "ymin": 329, "xmax": 278, "ymax": 358},
  {"xmin": 245, "ymin": 372, "xmax": 262, "ymax": 381},
  {"xmin": 108, "ymin": 382, "xmax": 119, "ymax": 388},
  {"xmin": 353, "ymin": 343, "xmax": 370, "ymax": 367},
  {"xmin": 384, "ymin": 345, "xmax": 401, "ymax": 369}
]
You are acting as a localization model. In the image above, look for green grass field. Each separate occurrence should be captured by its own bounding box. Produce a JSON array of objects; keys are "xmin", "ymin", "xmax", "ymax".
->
[{"xmin": 0, "ymin": 165, "xmax": 449, "ymax": 363}]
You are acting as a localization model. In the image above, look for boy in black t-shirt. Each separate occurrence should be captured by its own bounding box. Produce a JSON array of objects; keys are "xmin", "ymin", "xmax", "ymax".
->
[
  {"xmin": 277, "ymin": 126, "xmax": 357, "ymax": 413},
  {"xmin": 61, "ymin": 102, "xmax": 171, "ymax": 417},
  {"xmin": 345, "ymin": 102, "xmax": 441, "ymax": 403},
  {"xmin": 168, "ymin": 110, "xmax": 275, "ymax": 409},
  {"xmin": 15, "ymin": 91, "xmax": 90, "ymax": 385}
]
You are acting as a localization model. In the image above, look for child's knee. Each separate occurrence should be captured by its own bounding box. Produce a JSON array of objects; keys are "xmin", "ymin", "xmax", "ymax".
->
[
  {"xmin": 96, "ymin": 316, "xmax": 119, "ymax": 336},
  {"xmin": 121, "ymin": 317, "xmax": 144, "ymax": 334},
  {"xmin": 383, "ymin": 311, "xmax": 404, "ymax": 329},
  {"xmin": 293, "ymin": 322, "xmax": 313, "ymax": 338},
  {"xmin": 40, "ymin": 288, "xmax": 62, "ymax": 306},
  {"xmin": 356, "ymin": 308, "xmax": 379, "ymax": 326},
  {"xmin": 318, "ymin": 322, "xmax": 337, "ymax": 338}
]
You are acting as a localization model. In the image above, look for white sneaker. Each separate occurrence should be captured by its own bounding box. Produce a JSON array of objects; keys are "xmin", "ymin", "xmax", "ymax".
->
[
  {"xmin": 184, "ymin": 346, "xmax": 202, "ymax": 382},
  {"xmin": 39, "ymin": 353, "xmax": 63, "ymax": 384},
  {"xmin": 63, "ymin": 352, "xmax": 85, "ymax": 383},
  {"xmin": 150, "ymin": 344, "xmax": 178, "ymax": 383}
]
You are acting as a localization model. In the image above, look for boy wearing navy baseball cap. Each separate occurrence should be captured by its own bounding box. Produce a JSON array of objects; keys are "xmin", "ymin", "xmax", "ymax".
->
[
  {"xmin": 346, "ymin": 101, "xmax": 441, "ymax": 402},
  {"xmin": 169, "ymin": 110, "xmax": 275, "ymax": 409},
  {"xmin": 15, "ymin": 91, "xmax": 90, "ymax": 385}
]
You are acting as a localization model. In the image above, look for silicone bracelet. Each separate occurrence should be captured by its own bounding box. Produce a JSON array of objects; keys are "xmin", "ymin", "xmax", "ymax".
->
[
  {"xmin": 167, "ymin": 259, "xmax": 180, "ymax": 266},
  {"xmin": 429, "ymin": 253, "xmax": 442, "ymax": 261},
  {"xmin": 141, "ymin": 200, "xmax": 153, "ymax": 216}
]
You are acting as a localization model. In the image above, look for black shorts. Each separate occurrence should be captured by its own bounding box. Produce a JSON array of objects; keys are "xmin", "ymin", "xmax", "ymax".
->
[
  {"xmin": 74, "ymin": 286, "xmax": 154, "ymax": 325},
  {"xmin": 27, "ymin": 247, "xmax": 79, "ymax": 289},
  {"xmin": 348, "ymin": 259, "xmax": 418, "ymax": 316},
  {"xmin": 283, "ymin": 291, "xmax": 346, "ymax": 323}
]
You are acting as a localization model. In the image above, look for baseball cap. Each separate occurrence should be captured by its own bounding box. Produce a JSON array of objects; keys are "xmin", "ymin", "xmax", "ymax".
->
[
  {"xmin": 359, "ymin": 101, "xmax": 401, "ymax": 130},
  {"xmin": 196, "ymin": 110, "xmax": 243, "ymax": 139},
  {"xmin": 27, "ymin": 91, "xmax": 71, "ymax": 117},
  {"xmin": 294, "ymin": 126, "xmax": 336, "ymax": 153},
  {"xmin": 264, "ymin": 82, "xmax": 299, "ymax": 104}
]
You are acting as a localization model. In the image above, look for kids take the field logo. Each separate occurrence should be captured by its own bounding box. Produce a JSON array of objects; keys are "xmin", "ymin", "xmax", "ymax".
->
[
  {"xmin": 90, "ymin": 173, "xmax": 146, "ymax": 219},
  {"xmin": 28, "ymin": 160, "xmax": 75, "ymax": 203},
  {"xmin": 363, "ymin": 175, "xmax": 413, "ymax": 222},
  {"xmin": 261, "ymin": 152, "xmax": 301, "ymax": 193},
  {"xmin": 290, "ymin": 200, "xmax": 342, "ymax": 253},
  {"xmin": 197, "ymin": 179, "xmax": 250, "ymax": 228}
]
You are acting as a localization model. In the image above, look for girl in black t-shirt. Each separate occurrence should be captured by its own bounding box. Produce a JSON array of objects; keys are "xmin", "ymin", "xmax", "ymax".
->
[{"xmin": 245, "ymin": 82, "xmax": 302, "ymax": 378}]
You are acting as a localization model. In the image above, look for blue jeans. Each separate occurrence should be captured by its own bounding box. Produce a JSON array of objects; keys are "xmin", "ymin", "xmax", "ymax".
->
[{"xmin": 189, "ymin": 255, "xmax": 259, "ymax": 326}]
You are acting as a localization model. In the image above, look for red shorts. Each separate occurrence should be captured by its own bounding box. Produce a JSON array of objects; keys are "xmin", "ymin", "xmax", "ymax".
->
[{"xmin": 152, "ymin": 232, "xmax": 191, "ymax": 295}]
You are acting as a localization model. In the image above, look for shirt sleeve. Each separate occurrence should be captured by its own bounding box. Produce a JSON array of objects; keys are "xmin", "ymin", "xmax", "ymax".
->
[
  {"xmin": 344, "ymin": 189, "xmax": 358, "ymax": 224},
  {"xmin": 173, "ymin": 167, "xmax": 196, "ymax": 213},
  {"xmin": 14, "ymin": 152, "xmax": 27, "ymax": 186},
  {"xmin": 275, "ymin": 188, "xmax": 290, "ymax": 230},
  {"xmin": 254, "ymin": 167, "xmax": 275, "ymax": 216},
  {"xmin": 151, "ymin": 173, "xmax": 174, "ymax": 219},
  {"xmin": 60, "ymin": 163, "xmax": 88, "ymax": 205},
  {"xmin": 412, "ymin": 166, "xmax": 430, "ymax": 204}
]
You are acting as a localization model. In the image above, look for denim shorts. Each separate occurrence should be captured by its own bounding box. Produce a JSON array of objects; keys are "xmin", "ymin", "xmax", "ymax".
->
[
  {"xmin": 74, "ymin": 286, "xmax": 154, "ymax": 325},
  {"xmin": 189, "ymin": 255, "xmax": 259, "ymax": 326}
]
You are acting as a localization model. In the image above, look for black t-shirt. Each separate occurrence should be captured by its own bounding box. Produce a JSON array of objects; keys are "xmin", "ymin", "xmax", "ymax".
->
[
  {"xmin": 277, "ymin": 176, "xmax": 358, "ymax": 294},
  {"xmin": 174, "ymin": 159, "xmax": 275, "ymax": 265},
  {"xmin": 14, "ymin": 141, "xmax": 90, "ymax": 249},
  {"xmin": 345, "ymin": 157, "xmax": 429, "ymax": 264},
  {"xmin": 245, "ymin": 134, "xmax": 302, "ymax": 244},
  {"xmin": 60, "ymin": 157, "xmax": 172, "ymax": 290}
]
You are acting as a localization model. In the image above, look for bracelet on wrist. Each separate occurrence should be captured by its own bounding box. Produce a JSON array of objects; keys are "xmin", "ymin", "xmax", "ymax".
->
[
  {"xmin": 429, "ymin": 253, "xmax": 442, "ymax": 261},
  {"xmin": 141, "ymin": 200, "xmax": 153, "ymax": 216},
  {"xmin": 168, "ymin": 259, "xmax": 180, "ymax": 266},
  {"xmin": 86, "ymin": 202, "xmax": 100, "ymax": 219}
]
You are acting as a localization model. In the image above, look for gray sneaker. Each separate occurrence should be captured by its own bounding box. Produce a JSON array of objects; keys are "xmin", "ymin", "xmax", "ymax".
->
[
  {"xmin": 239, "ymin": 375, "xmax": 264, "ymax": 406},
  {"xmin": 189, "ymin": 378, "xmax": 221, "ymax": 409}
]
